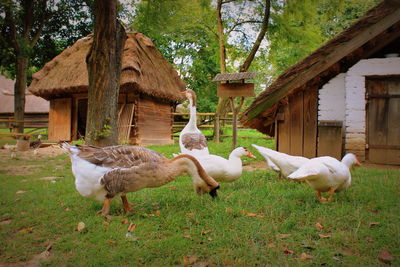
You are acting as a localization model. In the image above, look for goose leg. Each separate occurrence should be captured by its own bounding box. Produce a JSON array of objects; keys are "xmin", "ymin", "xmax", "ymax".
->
[
  {"xmin": 121, "ymin": 194, "xmax": 133, "ymax": 213},
  {"xmin": 101, "ymin": 198, "xmax": 112, "ymax": 217},
  {"xmin": 327, "ymin": 188, "xmax": 335, "ymax": 202},
  {"xmin": 316, "ymin": 191, "xmax": 327, "ymax": 203}
]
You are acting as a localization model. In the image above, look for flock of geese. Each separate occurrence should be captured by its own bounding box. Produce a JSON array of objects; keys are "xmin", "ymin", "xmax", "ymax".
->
[{"xmin": 62, "ymin": 89, "xmax": 361, "ymax": 217}]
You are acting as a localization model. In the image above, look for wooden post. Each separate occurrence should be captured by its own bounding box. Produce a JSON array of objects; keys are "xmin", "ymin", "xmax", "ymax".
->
[
  {"xmin": 214, "ymin": 115, "xmax": 220, "ymax": 143},
  {"xmin": 229, "ymin": 97, "xmax": 245, "ymax": 149}
]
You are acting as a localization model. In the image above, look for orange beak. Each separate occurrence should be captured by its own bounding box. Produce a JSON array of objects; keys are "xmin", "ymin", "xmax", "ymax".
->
[{"xmin": 246, "ymin": 151, "xmax": 256, "ymax": 159}]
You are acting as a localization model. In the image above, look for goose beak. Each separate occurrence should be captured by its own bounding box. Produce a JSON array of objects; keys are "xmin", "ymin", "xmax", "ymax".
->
[
  {"xmin": 246, "ymin": 151, "xmax": 257, "ymax": 159},
  {"xmin": 209, "ymin": 185, "xmax": 220, "ymax": 198}
]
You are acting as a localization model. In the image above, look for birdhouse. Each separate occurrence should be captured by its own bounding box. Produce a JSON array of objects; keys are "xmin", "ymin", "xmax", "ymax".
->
[{"xmin": 212, "ymin": 72, "xmax": 256, "ymax": 98}]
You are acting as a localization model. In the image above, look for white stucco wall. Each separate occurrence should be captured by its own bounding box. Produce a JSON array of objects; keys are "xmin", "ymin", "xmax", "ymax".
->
[
  {"xmin": 317, "ymin": 57, "xmax": 400, "ymax": 160},
  {"xmin": 344, "ymin": 57, "xmax": 400, "ymax": 160},
  {"xmin": 318, "ymin": 73, "xmax": 346, "ymax": 121}
]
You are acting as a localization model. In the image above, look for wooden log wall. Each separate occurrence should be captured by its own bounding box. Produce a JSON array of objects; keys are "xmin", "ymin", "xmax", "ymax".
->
[
  {"xmin": 276, "ymin": 87, "xmax": 318, "ymax": 158},
  {"xmin": 136, "ymin": 96, "xmax": 173, "ymax": 146}
]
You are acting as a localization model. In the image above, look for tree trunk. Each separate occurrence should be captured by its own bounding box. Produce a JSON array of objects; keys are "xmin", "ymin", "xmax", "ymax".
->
[
  {"xmin": 13, "ymin": 57, "xmax": 29, "ymax": 134},
  {"xmin": 86, "ymin": 0, "xmax": 126, "ymax": 146},
  {"xmin": 214, "ymin": 0, "xmax": 227, "ymax": 142}
]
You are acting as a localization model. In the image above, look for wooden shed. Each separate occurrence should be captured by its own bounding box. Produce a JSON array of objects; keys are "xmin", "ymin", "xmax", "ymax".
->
[
  {"xmin": 241, "ymin": 0, "xmax": 400, "ymax": 165},
  {"xmin": 28, "ymin": 32, "xmax": 186, "ymax": 145},
  {"xmin": 0, "ymin": 75, "xmax": 49, "ymax": 127}
]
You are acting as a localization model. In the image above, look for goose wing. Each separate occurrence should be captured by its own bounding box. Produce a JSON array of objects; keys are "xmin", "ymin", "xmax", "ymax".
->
[
  {"xmin": 181, "ymin": 132, "xmax": 208, "ymax": 151},
  {"xmin": 76, "ymin": 145, "xmax": 165, "ymax": 168}
]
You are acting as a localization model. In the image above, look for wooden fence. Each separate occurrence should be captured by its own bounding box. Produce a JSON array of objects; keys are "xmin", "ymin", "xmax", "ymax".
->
[
  {"xmin": 172, "ymin": 112, "xmax": 272, "ymax": 140},
  {"xmin": 0, "ymin": 118, "xmax": 48, "ymax": 139}
]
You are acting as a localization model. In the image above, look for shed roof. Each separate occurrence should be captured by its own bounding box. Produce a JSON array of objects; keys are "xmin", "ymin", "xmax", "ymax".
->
[
  {"xmin": 28, "ymin": 32, "xmax": 186, "ymax": 101},
  {"xmin": 240, "ymin": 0, "xmax": 400, "ymax": 134},
  {"xmin": 212, "ymin": 72, "xmax": 256, "ymax": 82},
  {"xmin": 0, "ymin": 75, "xmax": 49, "ymax": 114}
]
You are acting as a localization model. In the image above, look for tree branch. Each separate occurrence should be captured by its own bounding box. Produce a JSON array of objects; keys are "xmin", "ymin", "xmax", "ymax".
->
[
  {"xmin": 4, "ymin": 1, "xmax": 19, "ymax": 53},
  {"xmin": 226, "ymin": 20, "xmax": 263, "ymax": 35},
  {"xmin": 239, "ymin": 0, "xmax": 270, "ymax": 72}
]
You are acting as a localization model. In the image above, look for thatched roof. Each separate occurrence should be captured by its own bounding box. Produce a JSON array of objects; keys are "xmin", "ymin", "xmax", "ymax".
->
[
  {"xmin": 212, "ymin": 72, "xmax": 256, "ymax": 82},
  {"xmin": 240, "ymin": 0, "xmax": 400, "ymax": 134},
  {"xmin": 28, "ymin": 32, "xmax": 186, "ymax": 101},
  {"xmin": 0, "ymin": 75, "xmax": 49, "ymax": 114}
]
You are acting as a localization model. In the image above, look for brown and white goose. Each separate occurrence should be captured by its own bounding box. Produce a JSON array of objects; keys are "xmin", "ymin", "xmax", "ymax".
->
[
  {"xmin": 179, "ymin": 89, "xmax": 209, "ymax": 156},
  {"xmin": 61, "ymin": 143, "xmax": 220, "ymax": 216}
]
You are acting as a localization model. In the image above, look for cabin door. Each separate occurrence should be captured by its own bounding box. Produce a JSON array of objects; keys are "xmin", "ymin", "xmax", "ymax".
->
[{"xmin": 366, "ymin": 76, "xmax": 400, "ymax": 165}]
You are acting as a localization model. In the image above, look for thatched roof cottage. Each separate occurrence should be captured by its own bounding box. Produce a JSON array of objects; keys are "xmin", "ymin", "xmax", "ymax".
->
[
  {"xmin": 29, "ymin": 32, "xmax": 186, "ymax": 145},
  {"xmin": 241, "ymin": 0, "xmax": 400, "ymax": 165},
  {"xmin": 0, "ymin": 75, "xmax": 49, "ymax": 128}
]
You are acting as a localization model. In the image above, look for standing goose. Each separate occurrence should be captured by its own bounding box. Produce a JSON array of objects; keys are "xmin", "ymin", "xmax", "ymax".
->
[
  {"xmin": 252, "ymin": 144, "xmax": 309, "ymax": 178},
  {"xmin": 179, "ymin": 89, "xmax": 209, "ymax": 156},
  {"xmin": 287, "ymin": 153, "xmax": 361, "ymax": 202},
  {"xmin": 196, "ymin": 147, "xmax": 256, "ymax": 182},
  {"xmin": 61, "ymin": 143, "xmax": 220, "ymax": 216}
]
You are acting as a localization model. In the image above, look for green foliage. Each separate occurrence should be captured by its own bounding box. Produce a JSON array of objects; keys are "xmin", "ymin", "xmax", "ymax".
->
[
  {"xmin": 0, "ymin": 140, "xmax": 399, "ymax": 265},
  {"xmin": 267, "ymin": 0, "xmax": 380, "ymax": 77},
  {"xmin": 131, "ymin": 0, "xmax": 220, "ymax": 112},
  {"xmin": 0, "ymin": 0, "xmax": 93, "ymax": 82}
]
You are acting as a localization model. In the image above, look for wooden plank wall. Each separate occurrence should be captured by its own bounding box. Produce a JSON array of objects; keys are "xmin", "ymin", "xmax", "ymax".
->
[
  {"xmin": 48, "ymin": 98, "xmax": 71, "ymax": 141},
  {"xmin": 276, "ymin": 88, "xmax": 317, "ymax": 158},
  {"xmin": 136, "ymin": 97, "xmax": 173, "ymax": 145}
]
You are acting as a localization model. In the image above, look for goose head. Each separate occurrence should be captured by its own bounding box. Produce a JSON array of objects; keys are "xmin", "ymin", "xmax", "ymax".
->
[
  {"xmin": 341, "ymin": 153, "xmax": 362, "ymax": 169},
  {"xmin": 181, "ymin": 89, "xmax": 197, "ymax": 107},
  {"xmin": 231, "ymin": 147, "xmax": 257, "ymax": 159}
]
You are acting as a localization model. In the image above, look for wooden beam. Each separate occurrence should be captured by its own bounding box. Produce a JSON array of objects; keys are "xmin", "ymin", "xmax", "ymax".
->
[{"xmin": 246, "ymin": 8, "xmax": 400, "ymax": 121}]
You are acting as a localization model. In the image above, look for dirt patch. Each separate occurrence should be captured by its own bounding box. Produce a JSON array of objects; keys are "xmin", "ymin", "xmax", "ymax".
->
[
  {"xmin": 243, "ymin": 161, "xmax": 269, "ymax": 172},
  {"xmin": 0, "ymin": 145, "xmax": 66, "ymax": 163}
]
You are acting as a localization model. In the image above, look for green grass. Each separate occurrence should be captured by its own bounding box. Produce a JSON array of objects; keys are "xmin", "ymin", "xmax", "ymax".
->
[{"xmin": 0, "ymin": 137, "xmax": 399, "ymax": 266}]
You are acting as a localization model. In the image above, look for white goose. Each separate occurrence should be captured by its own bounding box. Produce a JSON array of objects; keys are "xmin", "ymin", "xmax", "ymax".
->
[
  {"xmin": 196, "ymin": 147, "xmax": 256, "ymax": 182},
  {"xmin": 252, "ymin": 144, "xmax": 309, "ymax": 178},
  {"xmin": 179, "ymin": 89, "xmax": 209, "ymax": 156},
  {"xmin": 61, "ymin": 143, "xmax": 220, "ymax": 216},
  {"xmin": 287, "ymin": 153, "xmax": 361, "ymax": 202}
]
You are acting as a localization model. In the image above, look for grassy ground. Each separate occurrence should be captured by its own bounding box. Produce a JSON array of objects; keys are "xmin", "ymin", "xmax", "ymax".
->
[{"xmin": 0, "ymin": 136, "xmax": 399, "ymax": 266}]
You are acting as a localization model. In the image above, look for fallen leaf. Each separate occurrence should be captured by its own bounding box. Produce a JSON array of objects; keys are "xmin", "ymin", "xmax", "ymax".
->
[
  {"xmin": 169, "ymin": 185, "xmax": 177, "ymax": 190},
  {"xmin": 201, "ymin": 230, "xmax": 212, "ymax": 235},
  {"xmin": 103, "ymin": 221, "xmax": 110, "ymax": 227},
  {"xmin": 245, "ymin": 213, "xmax": 257, "ymax": 217},
  {"xmin": 301, "ymin": 241, "xmax": 316, "ymax": 250},
  {"xmin": 378, "ymin": 250, "xmax": 394, "ymax": 264},
  {"xmin": 299, "ymin": 252, "xmax": 314, "ymax": 261},
  {"xmin": 106, "ymin": 240, "xmax": 116, "ymax": 245},
  {"xmin": 18, "ymin": 227, "xmax": 34, "ymax": 234},
  {"xmin": 207, "ymin": 237, "xmax": 213, "ymax": 242},
  {"xmin": 155, "ymin": 210, "xmax": 161, "ymax": 216},
  {"xmin": 283, "ymin": 249, "xmax": 294, "ymax": 255},
  {"xmin": 121, "ymin": 219, "xmax": 128, "ymax": 224},
  {"xmin": 0, "ymin": 219, "xmax": 12, "ymax": 225},
  {"xmin": 127, "ymin": 223, "xmax": 136, "ymax": 232},
  {"xmin": 225, "ymin": 207, "xmax": 233, "ymax": 213},
  {"xmin": 318, "ymin": 233, "xmax": 331, "ymax": 238},
  {"xmin": 16, "ymin": 190, "xmax": 27, "ymax": 194},
  {"xmin": 187, "ymin": 212, "xmax": 195, "ymax": 217},
  {"xmin": 341, "ymin": 249, "xmax": 357, "ymax": 255},
  {"xmin": 366, "ymin": 237, "xmax": 374, "ymax": 243},
  {"xmin": 369, "ymin": 222, "xmax": 380, "ymax": 227},
  {"xmin": 38, "ymin": 176, "xmax": 64, "ymax": 181},
  {"xmin": 183, "ymin": 255, "xmax": 198, "ymax": 265},
  {"xmin": 183, "ymin": 235, "xmax": 192, "ymax": 239},
  {"xmin": 276, "ymin": 234, "xmax": 291, "ymax": 239},
  {"xmin": 76, "ymin": 222, "xmax": 85, "ymax": 232},
  {"xmin": 315, "ymin": 222, "xmax": 323, "ymax": 230}
]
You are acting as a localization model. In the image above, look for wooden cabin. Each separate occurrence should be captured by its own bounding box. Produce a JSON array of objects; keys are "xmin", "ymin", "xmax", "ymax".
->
[
  {"xmin": 0, "ymin": 75, "xmax": 49, "ymax": 128},
  {"xmin": 28, "ymin": 32, "xmax": 186, "ymax": 145},
  {"xmin": 241, "ymin": 0, "xmax": 400, "ymax": 165}
]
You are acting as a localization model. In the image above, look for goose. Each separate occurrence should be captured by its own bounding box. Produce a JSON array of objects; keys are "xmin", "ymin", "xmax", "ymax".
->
[
  {"xmin": 287, "ymin": 153, "xmax": 361, "ymax": 202},
  {"xmin": 179, "ymin": 89, "xmax": 209, "ymax": 156},
  {"xmin": 30, "ymin": 134, "xmax": 42, "ymax": 149},
  {"xmin": 196, "ymin": 147, "xmax": 256, "ymax": 182},
  {"xmin": 252, "ymin": 144, "xmax": 309, "ymax": 178},
  {"xmin": 61, "ymin": 143, "xmax": 220, "ymax": 216}
]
